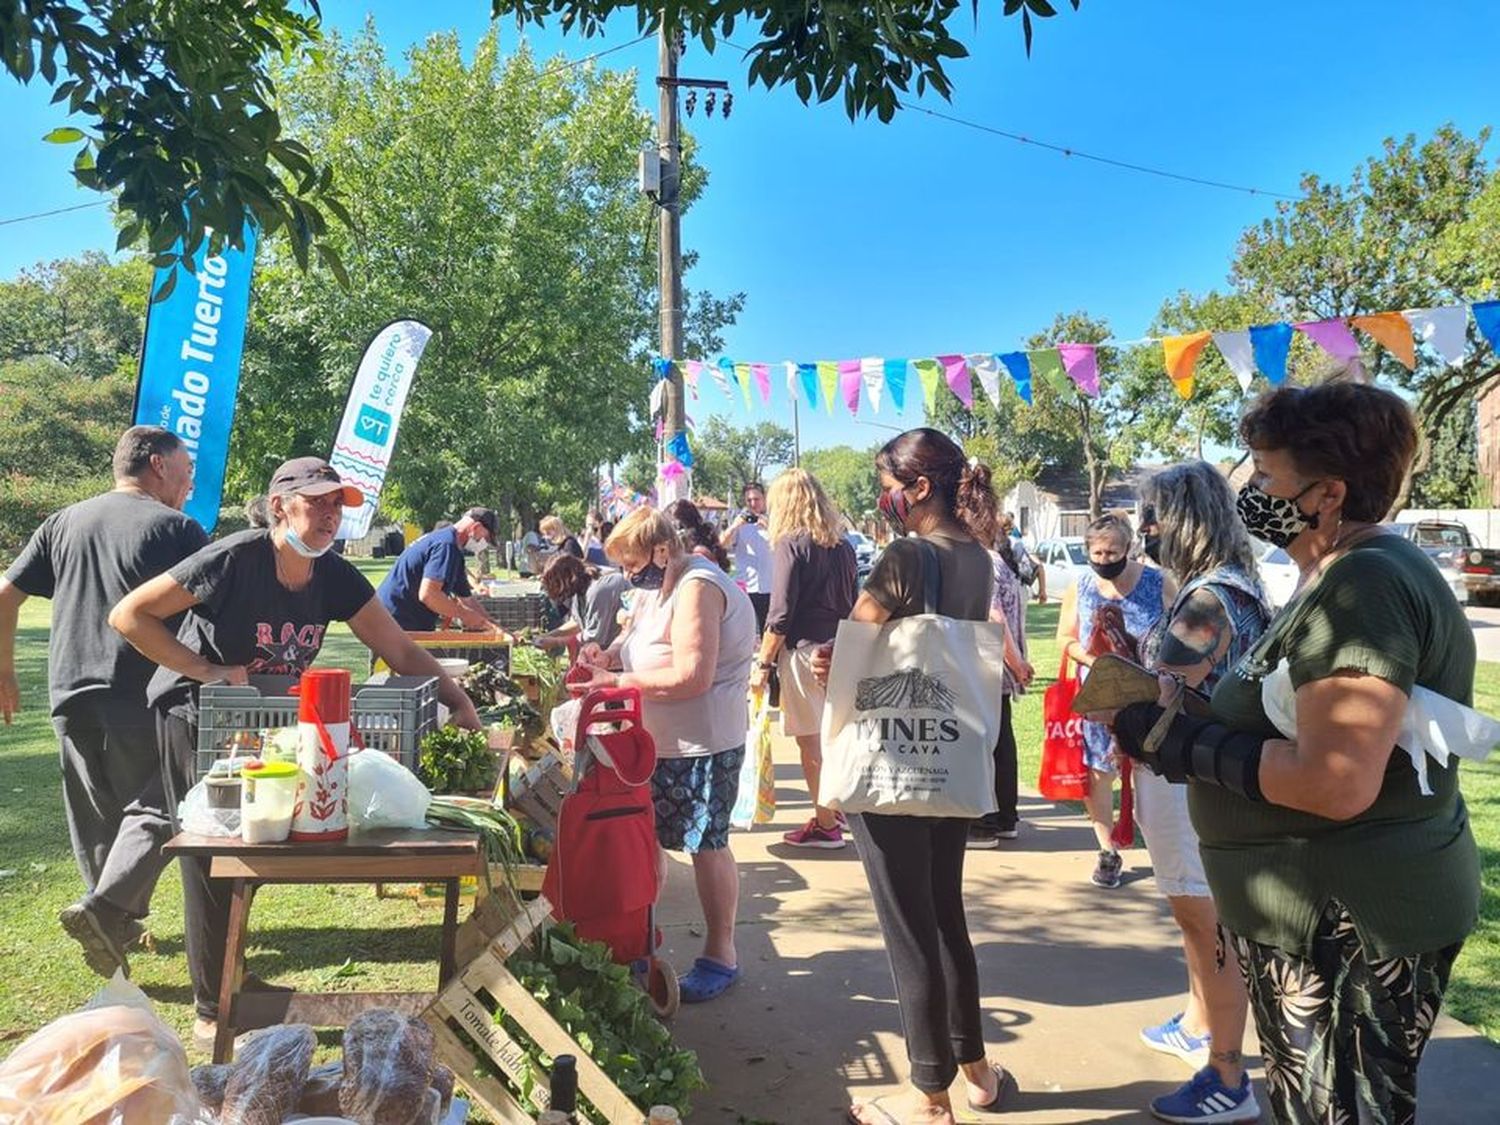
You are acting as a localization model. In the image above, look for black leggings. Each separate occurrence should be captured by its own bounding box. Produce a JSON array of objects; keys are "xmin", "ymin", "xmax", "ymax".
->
[
  {"xmin": 981, "ymin": 695, "xmax": 1018, "ymax": 831},
  {"xmin": 854, "ymin": 812, "xmax": 984, "ymax": 1093}
]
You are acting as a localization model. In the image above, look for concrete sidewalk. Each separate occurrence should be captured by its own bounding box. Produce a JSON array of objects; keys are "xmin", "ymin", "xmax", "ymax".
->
[{"xmin": 655, "ymin": 740, "xmax": 1499, "ymax": 1123}]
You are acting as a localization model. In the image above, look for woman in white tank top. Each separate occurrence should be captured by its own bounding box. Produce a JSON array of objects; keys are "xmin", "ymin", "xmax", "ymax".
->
[{"xmin": 572, "ymin": 508, "xmax": 755, "ymax": 1004}]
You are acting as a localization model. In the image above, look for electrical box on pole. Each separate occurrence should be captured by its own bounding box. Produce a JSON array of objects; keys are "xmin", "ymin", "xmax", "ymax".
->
[{"xmin": 638, "ymin": 147, "xmax": 661, "ymax": 196}]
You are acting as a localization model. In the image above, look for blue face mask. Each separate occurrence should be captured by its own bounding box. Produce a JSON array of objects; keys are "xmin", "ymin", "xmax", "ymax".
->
[
  {"xmin": 283, "ymin": 526, "xmax": 330, "ymax": 559},
  {"xmin": 629, "ymin": 560, "xmax": 666, "ymax": 590}
]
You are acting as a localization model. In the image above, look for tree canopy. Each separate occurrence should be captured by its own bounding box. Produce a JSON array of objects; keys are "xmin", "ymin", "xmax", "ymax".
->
[
  {"xmin": 493, "ymin": 1, "xmax": 1077, "ymax": 121},
  {"xmin": 225, "ymin": 25, "xmax": 740, "ymax": 530}
]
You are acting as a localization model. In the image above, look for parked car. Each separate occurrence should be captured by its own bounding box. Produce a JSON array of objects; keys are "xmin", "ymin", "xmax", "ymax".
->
[
  {"xmin": 1389, "ymin": 519, "xmax": 1477, "ymax": 606},
  {"xmin": 1034, "ymin": 537, "xmax": 1088, "ymax": 597},
  {"xmin": 845, "ymin": 530, "xmax": 876, "ymax": 584},
  {"xmin": 1252, "ymin": 538, "xmax": 1301, "ymax": 611}
]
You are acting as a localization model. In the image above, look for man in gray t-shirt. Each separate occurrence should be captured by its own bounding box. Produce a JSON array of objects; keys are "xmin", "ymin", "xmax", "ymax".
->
[{"xmin": 0, "ymin": 426, "xmax": 205, "ymax": 977}]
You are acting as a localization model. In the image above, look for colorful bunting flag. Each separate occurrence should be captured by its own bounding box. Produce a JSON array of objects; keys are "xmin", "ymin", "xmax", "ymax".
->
[
  {"xmin": 967, "ymin": 353, "xmax": 1002, "ymax": 407},
  {"xmin": 797, "ymin": 362, "xmax": 820, "ymax": 409},
  {"xmin": 648, "ymin": 379, "xmax": 666, "ymax": 417},
  {"xmin": 711, "ymin": 357, "xmax": 734, "ymax": 398},
  {"xmin": 1404, "ymin": 306, "xmax": 1468, "ymax": 367},
  {"xmin": 816, "ymin": 361, "xmax": 838, "ymax": 415},
  {"xmin": 999, "ymin": 352, "xmax": 1032, "ymax": 404},
  {"xmin": 666, "ymin": 429, "xmax": 694, "ymax": 468},
  {"xmin": 734, "ymin": 362, "xmax": 754, "ymax": 409},
  {"xmin": 1212, "ymin": 330, "xmax": 1257, "ymax": 392},
  {"xmin": 1476, "ymin": 301, "xmax": 1500, "ymax": 352},
  {"xmin": 1351, "ymin": 312, "xmax": 1416, "ymax": 370},
  {"xmin": 660, "ymin": 458, "xmax": 686, "ymax": 481},
  {"xmin": 938, "ymin": 354, "xmax": 971, "ymax": 408},
  {"xmin": 1029, "ymin": 349, "xmax": 1070, "ymax": 397},
  {"xmin": 1294, "ymin": 318, "xmax": 1361, "ymax": 360},
  {"xmin": 885, "ymin": 358, "xmax": 909, "ymax": 412},
  {"xmin": 784, "ymin": 360, "xmax": 798, "ymax": 401},
  {"xmin": 682, "ymin": 358, "xmax": 701, "ymax": 398},
  {"xmin": 838, "ymin": 359, "xmax": 862, "ymax": 416},
  {"xmin": 1161, "ymin": 332, "xmax": 1212, "ymax": 400},
  {"xmin": 860, "ymin": 357, "xmax": 885, "ymax": 412},
  {"xmin": 914, "ymin": 359, "xmax": 942, "ymax": 411},
  {"xmin": 652, "ymin": 357, "xmax": 672, "ymax": 381},
  {"xmin": 1249, "ymin": 323, "xmax": 1293, "ymax": 385},
  {"xmin": 1057, "ymin": 343, "xmax": 1100, "ymax": 397},
  {"xmin": 750, "ymin": 362, "xmax": 772, "ymax": 404}
]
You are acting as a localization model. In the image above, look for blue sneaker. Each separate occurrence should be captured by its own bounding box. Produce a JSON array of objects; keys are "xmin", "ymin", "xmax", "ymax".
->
[
  {"xmin": 1140, "ymin": 1012, "xmax": 1211, "ymax": 1067},
  {"xmin": 1150, "ymin": 1066, "xmax": 1260, "ymax": 1123}
]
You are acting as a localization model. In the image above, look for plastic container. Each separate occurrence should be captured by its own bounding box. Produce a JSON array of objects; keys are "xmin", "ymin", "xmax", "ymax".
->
[
  {"xmin": 435, "ymin": 657, "xmax": 471, "ymax": 678},
  {"xmin": 240, "ymin": 760, "xmax": 301, "ymax": 843},
  {"xmin": 291, "ymin": 669, "xmax": 351, "ymax": 841}
]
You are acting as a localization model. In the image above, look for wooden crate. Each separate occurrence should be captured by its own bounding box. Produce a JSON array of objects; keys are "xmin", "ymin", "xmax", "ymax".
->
[
  {"xmin": 503, "ymin": 751, "xmax": 569, "ymax": 835},
  {"xmin": 426, "ymin": 894, "xmax": 642, "ymax": 1125}
]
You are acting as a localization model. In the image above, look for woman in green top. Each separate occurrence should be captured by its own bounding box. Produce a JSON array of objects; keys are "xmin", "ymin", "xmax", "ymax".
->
[{"xmin": 1110, "ymin": 383, "xmax": 1479, "ymax": 1125}]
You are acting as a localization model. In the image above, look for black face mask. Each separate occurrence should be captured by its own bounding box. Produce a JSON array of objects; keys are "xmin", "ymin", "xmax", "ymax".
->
[
  {"xmin": 1091, "ymin": 557, "xmax": 1129, "ymax": 581},
  {"xmin": 1143, "ymin": 534, "xmax": 1162, "ymax": 564},
  {"xmin": 629, "ymin": 560, "xmax": 666, "ymax": 590}
]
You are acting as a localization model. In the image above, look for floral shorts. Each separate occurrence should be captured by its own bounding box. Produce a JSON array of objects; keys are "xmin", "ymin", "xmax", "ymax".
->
[{"xmin": 652, "ymin": 745, "xmax": 744, "ymax": 854}]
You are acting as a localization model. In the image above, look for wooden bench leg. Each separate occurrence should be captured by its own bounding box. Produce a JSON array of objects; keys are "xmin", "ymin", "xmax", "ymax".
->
[
  {"xmin": 214, "ymin": 878, "xmax": 254, "ymax": 1064},
  {"xmin": 440, "ymin": 877, "xmax": 460, "ymax": 984}
]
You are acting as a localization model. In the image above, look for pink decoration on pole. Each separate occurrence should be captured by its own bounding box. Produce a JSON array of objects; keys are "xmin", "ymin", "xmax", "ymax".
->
[
  {"xmin": 660, "ymin": 460, "xmax": 686, "ymax": 481},
  {"xmin": 750, "ymin": 362, "xmax": 772, "ymax": 404},
  {"xmin": 837, "ymin": 359, "xmax": 862, "ymax": 415},
  {"xmin": 938, "ymin": 354, "xmax": 971, "ymax": 407},
  {"xmin": 1057, "ymin": 344, "xmax": 1100, "ymax": 397},
  {"xmin": 1294, "ymin": 318, "xmax": 1361, "ymax": 359},
  {"xmin": 654, "ymin": 416, "xmax": 665, "ymax": 442}
]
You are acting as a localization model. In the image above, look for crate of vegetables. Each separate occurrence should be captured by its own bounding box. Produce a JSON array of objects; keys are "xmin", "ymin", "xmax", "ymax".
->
[
  {"xmin": 477, "ymin": 592, "xmax": 549, "ymax": 632},
  {"xmin": 195, "ymin": 674, "xmax": 439, "ymax": 781}
]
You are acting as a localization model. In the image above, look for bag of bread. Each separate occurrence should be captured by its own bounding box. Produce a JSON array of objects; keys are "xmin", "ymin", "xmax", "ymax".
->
[{"xmin": 0, "ymin": 976, "xmax": 208, "ymax": 1123}]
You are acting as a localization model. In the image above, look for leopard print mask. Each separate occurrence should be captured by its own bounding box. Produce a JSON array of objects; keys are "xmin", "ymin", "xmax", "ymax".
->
[{"xmin": 1236, "ymin": 482, "xmax": 1319, "ymax": 549}]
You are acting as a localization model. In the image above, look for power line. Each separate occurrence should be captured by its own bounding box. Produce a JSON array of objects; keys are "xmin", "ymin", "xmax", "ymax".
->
[
  {"xmin": 910, "ymin": 106, "xmax": 1300, "ymax": 200},
  {"xmin": 715, "ymin": 36, "xmax": 1298, "ymax": 201},
  {"xmin": 0, "ymin": 200, "xmax": 107, "ymax": 228},
  {"xmin": 0, "ymin": 33, "xmax": 657, "ymax": 231}
]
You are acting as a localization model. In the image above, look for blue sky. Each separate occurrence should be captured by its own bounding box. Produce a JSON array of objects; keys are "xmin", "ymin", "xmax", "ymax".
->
[{"xmin": 3, "ymin": 1, "xmax": 1497, "ymax": 455}]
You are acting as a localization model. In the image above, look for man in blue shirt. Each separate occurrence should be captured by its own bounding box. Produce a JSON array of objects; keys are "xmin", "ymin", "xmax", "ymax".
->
[{"xmin": 378, "ymin": 507, "xmax": 499, "ymax": 631}]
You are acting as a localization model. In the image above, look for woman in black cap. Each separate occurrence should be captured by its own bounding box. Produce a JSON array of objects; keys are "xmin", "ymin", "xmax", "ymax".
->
[{"xmin": 110, "ymin": 455, "xmax": 481, "ymax": 1047}]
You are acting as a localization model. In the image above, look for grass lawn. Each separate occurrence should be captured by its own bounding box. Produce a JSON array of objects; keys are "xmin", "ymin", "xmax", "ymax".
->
[{"xmin": 1, "ymin": 586, "xmax": 1497, "ymax": 1067}]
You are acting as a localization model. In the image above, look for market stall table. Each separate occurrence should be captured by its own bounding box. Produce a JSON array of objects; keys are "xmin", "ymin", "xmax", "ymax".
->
[{"xmin": 162, "ymin": 827, "xmax": 484, "ymax": 1063}]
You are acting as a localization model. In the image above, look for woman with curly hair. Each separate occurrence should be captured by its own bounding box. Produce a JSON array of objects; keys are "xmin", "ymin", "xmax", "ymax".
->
[{"xmin": 668, "ymin": 499, "xmax": 731, "ymax": 571}]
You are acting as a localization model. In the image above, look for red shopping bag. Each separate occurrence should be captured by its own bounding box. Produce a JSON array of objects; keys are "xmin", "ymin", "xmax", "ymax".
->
[{"xmin": 1040, "ymin": 656, "xmax": 1089, "ymax": 801}]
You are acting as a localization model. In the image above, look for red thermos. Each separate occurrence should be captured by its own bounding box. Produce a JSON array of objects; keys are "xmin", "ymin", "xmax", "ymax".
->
[{"xmin": 290, "ymin": 668, "xmax": 352, "ymax": 841}]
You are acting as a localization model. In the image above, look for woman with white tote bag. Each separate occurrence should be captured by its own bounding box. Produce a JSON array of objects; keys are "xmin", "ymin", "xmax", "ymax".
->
[{"xmin": 818, "ymin": 429, "xmax": 1016, "ymax": 1125}]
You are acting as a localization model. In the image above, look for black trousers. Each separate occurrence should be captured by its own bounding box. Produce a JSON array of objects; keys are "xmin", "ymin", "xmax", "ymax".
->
[
  {"xmin": 748, "ymin": 591, "xmax": 770, "ymax": 637},
  {"xmin": 979, "ymin": 695, "xmax": 1018, "ymax": 831},
  {"xmin": 854, "ymin": 812, "xmax": 984, "ymax": 1093},
  {"xmin": 157, "ymin": 709, "xmax": 233, "ymax": 1019}
]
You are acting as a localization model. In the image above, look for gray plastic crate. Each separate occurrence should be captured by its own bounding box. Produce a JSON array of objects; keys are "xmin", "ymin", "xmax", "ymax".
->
[
  {"xmin": 195, "ymin": 674, "xmax": 439, "ymax": 781},
  {"xmin": 477, "ymin": 593, "xmax": 548, "ymax": 632}
]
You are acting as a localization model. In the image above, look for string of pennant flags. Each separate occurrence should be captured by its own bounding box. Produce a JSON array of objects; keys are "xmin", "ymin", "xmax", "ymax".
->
[{"xmin": 649, "ymin": 302, "xmax": 1500, "ymax": 468}]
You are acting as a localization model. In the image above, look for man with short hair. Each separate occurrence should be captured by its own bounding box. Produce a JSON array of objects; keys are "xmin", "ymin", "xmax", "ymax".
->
[
  {"xmin": 0, "ymin": 425, "xmax": 208, "ymax": 976},
  {"xmin": 720, "ymin": 481, "xmax": 776, "ymax": 634},
  {"xmin": 377, "ymin": 507, "xmax": 500, "ymax": 631}
]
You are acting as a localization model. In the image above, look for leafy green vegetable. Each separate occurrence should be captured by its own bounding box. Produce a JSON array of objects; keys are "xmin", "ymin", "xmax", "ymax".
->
[
  {"xmin": 509, "ymin": 646, "xmax": 566, "ymax": 714},
  {"xmin": 503, "ymin": 923, "xmax": 706, "ymax": 1118},
  {"xmin": 418, "ymin": 725, "xmax": 498, "ymax": 794}
]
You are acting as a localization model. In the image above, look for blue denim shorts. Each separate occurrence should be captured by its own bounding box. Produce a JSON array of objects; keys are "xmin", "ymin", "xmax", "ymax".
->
[{"xmin": 652, "ymin": 745, "xmax": 744, "ymax": 853}]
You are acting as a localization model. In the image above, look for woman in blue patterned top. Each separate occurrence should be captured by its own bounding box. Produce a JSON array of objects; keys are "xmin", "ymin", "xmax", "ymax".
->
[{"xmin": 1056, "ymin": 512, "xmax": 1172, "ymax": 888}]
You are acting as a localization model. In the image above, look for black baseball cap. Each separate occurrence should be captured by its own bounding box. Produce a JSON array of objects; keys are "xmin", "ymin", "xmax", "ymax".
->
[
  {"xmin": 463, "ymin": 506, "xmax": 499, "ymax": 538},
  {"xmin": 268, "ymin": 457, "xmax": 364, "ymax": 506}
]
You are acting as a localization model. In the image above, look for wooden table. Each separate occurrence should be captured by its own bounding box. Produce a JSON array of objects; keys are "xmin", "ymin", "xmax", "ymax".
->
[{"xmin": 163, "ymin": 827, "xmax": 484, "ymax": 1063}]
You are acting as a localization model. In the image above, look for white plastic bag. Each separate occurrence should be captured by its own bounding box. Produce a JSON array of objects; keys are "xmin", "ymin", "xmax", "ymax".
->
[
  {"xmin": 0, "ymin": 975, "xmax": 212, "ymax": 1123},
  {"xmin": 347, "ymin": 750, "xmax": 432, "ymax": 829},
  {"xmin": 179, "ymin": 779, "xmax": 241, "ymax": 838},
  {"xmin": 549, "ymin": 696, "xmax": 584, "ymax": 755},
  {"xmin": 1262, "ymin": 658, "xmax": 1500, "ymax": 795}
]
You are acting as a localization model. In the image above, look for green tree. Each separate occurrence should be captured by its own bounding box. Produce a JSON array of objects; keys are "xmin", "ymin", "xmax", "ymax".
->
[
  {"xmin": 225, "ymin": 26, "xmax": 739, "ymax": 530},
  {"xmin": 2, "ymin": 1, "xmax": 347, "ymax": 282},
  {"xmin": 800, "ymin": 443, "xmax": 880, "ymax": 523},
  {"xmin": 689, "ymin": 415, "xmax": 794, "ymax": 502},
  {"xmin": 492, "ymin": 1, "xmax": 1078, "ymax": 121},
  {"xmin": 1410, "ymin": 405, "xmax": 1480, "ymax": 509},
  {"xmin": 0, "ymin": 251, "xmax": 150, "ymax": 378}
]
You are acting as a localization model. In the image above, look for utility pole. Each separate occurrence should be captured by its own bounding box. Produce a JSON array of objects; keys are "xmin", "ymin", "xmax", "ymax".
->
[
  {"xmin": 657, "ymin": 27, "xmax": 686, "ymax": 451},
  {"xmin": 792, "ymin": 395, "xmax": 800, "ymax": 466}
]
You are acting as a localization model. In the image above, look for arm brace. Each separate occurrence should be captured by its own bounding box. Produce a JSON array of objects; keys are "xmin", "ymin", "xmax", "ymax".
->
[{"xmin": 1115, "ymin": 701, "xmax": 1266, "ymax": 801}]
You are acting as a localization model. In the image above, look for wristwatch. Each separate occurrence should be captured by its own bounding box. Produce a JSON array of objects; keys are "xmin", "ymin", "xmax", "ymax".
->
[{"xmin": 757, "ymin": 660, "xmax": 776, "ymax": 671}]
